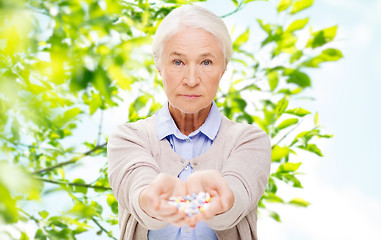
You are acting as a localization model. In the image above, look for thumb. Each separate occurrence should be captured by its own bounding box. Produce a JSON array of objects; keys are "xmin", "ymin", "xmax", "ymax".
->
[{"xmin": 172, "ymin": 179, "xmax": 187, "ymax": 197}]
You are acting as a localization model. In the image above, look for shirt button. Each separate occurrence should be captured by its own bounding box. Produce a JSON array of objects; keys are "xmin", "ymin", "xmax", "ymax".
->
[{"xmin": 186, "ymin": 139, "xmax": 190, "ymax": 143}]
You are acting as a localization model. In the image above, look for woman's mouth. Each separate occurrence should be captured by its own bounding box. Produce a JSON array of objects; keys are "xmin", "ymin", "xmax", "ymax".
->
[{"xmin": 181, "ymin": 94, "xmax": 201, "ymax": 100}]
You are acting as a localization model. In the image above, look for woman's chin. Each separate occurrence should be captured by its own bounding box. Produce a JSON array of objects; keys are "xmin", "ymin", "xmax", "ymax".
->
[{"xmin": 169, "ymin": 102, "xmax": 210, "ymax": 115}]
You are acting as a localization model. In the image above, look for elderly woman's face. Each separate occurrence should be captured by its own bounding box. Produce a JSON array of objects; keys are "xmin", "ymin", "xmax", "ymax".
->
[{"xmin": 158, "ymin": 28, "xmax": 226, "ymax": 114}]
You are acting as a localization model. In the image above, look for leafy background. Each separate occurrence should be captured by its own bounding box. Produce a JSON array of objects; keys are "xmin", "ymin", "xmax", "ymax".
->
[
  {"xmin": 1, "ymin": 0, "xmax": 380, "ymax": 239},
  {"xmin": 206, "ymin": 0, "xmax": 381, "ymax": 239}
]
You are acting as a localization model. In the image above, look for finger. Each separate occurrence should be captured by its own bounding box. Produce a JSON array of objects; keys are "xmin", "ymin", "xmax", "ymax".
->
[
  {"xmin": 156, "ymin": 175, "xmax": 179, "ymax": 197},
  {"xmin": 185, "ymin": 182, "xmax": 204, "ymax": 196},
  {"xmin": 161, "ymin": 211, "xmax": 187, "ymax": 223},
  {"xmin": 185, "ymin": 214, "xmax": 198, "ymax": 227},
  {"xmin": 213, "ymin": 183, "xmax": 234, "ymax": 212},
  {"xmin": 155, "ymin": 199, "xmax": 188, "ymax": 219},
  {"xmin": 172, "ymin": 179, "xmax": 187, "ymax": 196},
  {"xmin": 157, "ymin": 203, "xmax": 179, "ymax": 216},
  {"xmin": 159, "ymin": 209, "xmax": 188, "ymax": 225},
  {"xmin": 185, "ymin": 172, "xmax": 206, "ymax": 194},
  {"xmin": 139, "ymin": 187, "xmax": 160, "ymax": 215},
  {"xmin": 172, "ymin": 218, "xmax": 188, "ymax": 227}
]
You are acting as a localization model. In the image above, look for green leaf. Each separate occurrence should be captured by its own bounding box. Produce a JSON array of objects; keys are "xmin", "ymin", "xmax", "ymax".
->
[
  {"xmin": 292, "ymin": 129, "xmax": 320, "ymax": 145},
  {"xmin": 298, "ymin": 143, "xmax": 324, "ymax": 156},
  {"xmin": 314, "ymin": 112, "xmax": 319, "ymax": 125},
  {"xmin": 106, "ymin": 194, "xmax": 118, "ymax": 214},
  {"xmin": 39, "ymin": 210, "xmax": 49, "ymax": 219},
  {"xmin": 301, "ymin": 48, "xmax": 343, "ymax": 67},
  {"xmin": 276, "ymin": 162, "xmax": 302, "ymax": 173},
  {"xmin": 93, "ymin": 67, "xmax": 113, "ymax": 101},
  {"xmin": 89, "ymin": 93, "xmax": 102, "ymax": 115},
  {"xmin": 275, "ymin": 32, "xmax": 298, "ymax": 54},
  {"xmin": 267, "ymin": 70, "xmax": 279, "ymax": 91},
  {"xmin": 284, "ymin": 69, "xmax": 311, "ymax": 87},
  {"xmin": 94, "ymin": 177, "xmax": 110, "ymax": 193},
  {"xmin": 285, "ymin": 107, "xmax": 311, "ymax": 116},
  {"xmin": 128, "ymin": 94, "xmax": 151, "ymax": 121},
  {"xmin": 264, "ymin": 110, "xmax": 277, "ymax": 126},
  {"xmin": 321, "ymin": 48, "xmax": 343, "ymax": 60},
  {"xmin": 0, "ymin": 161, "xmax": 42, "ymax": 223},
  {"xmin": 289, "ymin": 198, "xmax": 310, "ymax": 207},
  {"xmin": 290, "ymin": 50, "xmax": 303, "ymax": 63},
  {"xmin": 73, "ymin": 178, "xmax": 88, "ymax": 195},
  {"xmin": 277, "ymin": 0, "xmax": 292, "ymax": 12},
  {"xmin": 306, "ymin": 25, "xmax": 338, "ymax": 49},
  {"xmin": 263, "ymin": 192, "xmax": 284, "ymax": 203},
  {"xmin": 244, "ymin": 0, "xmax": 268, "ymax": 3},
  {"xmin": 277, "ymin": 118, "xmax": 299, "ymax": 130},
  {"xmin": 269, "ymin": 211, "xmax": 281, "ymax": 222},
  {"xmin": 70, "ymin": 68, "xmax": 93, "ymax": 91},
  {"xmin": 34, "ymin": 229, "xmax": 47, "ymax": 240},
  {"xmin": 231, "ymin": 58, "xmax": 248, "ymax": 67},
  {"xmin": 266, "ymin": 177, "xmax": 278, "ymax": 193},
  {"xmin": 290, "ymin": 0, "xmax": 314, "ymax": 14},
  {"xmin": 278, "ymin": 87, "xmax": 303, "ymax": 95},
  {"xmin": 108, "ymin": 64, "xmax": 133, "ymax": 90},
  {"xmin": 60, "ymin": 107, "xmax": 82, "ymax": 126},
  {"xmin": 271, "ymin": 145, "xmax": 290, "ymax": 162},
  {"xmin": 275, "ymin": 97, "xmax": 289, "ymax": 116},
  {"xmin": 20, "ymin": 232, "xmax": 30, "ymax": 240},
  {"xmin": 277, "ymin": 173, "xmax": 303, "ymax": 188},
  {"xmin": 0, "ymin": 182, "xmax": 18, "ymax": 223},
  {"xmin": 231, "ymin": 0, "xmax": 239, "ymax": 6},
  {"xmin": 69, "ymin": 202, "xmax": 96, "ymax": 218},
  {"xmin": 285, "ymin": 18, "xmax": 309, "ymax": 32},
  {"xmin": 320, "ymin": 134, "xmax": 333, "ymax": 138},
  {"xmin": 233, "ymin": 28, "xmax": 250, "ymax": 50},
  {"xmin": 90, "ymin": 201, "xmax": 103, "ymax": 215},
  {"xmin": 257, "ymin": 19, "xmax": 271, "ymax": 34}
]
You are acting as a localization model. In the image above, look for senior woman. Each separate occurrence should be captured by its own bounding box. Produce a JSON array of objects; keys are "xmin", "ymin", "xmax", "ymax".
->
[{"xmin": 107, "ymin": 5, "xmax": 271, "ymax": 240}]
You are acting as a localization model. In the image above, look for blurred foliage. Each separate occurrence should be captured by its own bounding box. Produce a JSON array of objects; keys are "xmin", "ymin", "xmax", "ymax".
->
[{"xmin": 0, "ymin": 0, "xmax": 341, "ymax": 238}]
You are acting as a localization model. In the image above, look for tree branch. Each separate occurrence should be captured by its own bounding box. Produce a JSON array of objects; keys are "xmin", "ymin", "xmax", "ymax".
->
[
  {"xmin": 272, "ymin": 120, "xmax": 303, "ymax": 149},
  {"xmin": 219, "ymin": 0, "xmax": 245, "ymax": 18},
  {"xmin": 18, "ymin": 208, "xmax": 39, "ymax": 223},
  {"xmin": 35, "ymin": 176, "xmax": 112, "ymax": 191},
  {"xmin": 33, "ymin": 143, "xmax": 107, "ymax": 175},
  {"xmin": 97, "ymin": 110, "xmax": 104, "ymax": 146},
  {"xmin": 91, "ymin": 217, "xmax": 117, "ymax": 240}
]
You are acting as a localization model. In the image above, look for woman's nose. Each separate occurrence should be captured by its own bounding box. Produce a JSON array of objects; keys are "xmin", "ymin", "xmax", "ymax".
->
[{"xmin": 183, "ymin": 65, "xmax": 200, "ymax": 87}]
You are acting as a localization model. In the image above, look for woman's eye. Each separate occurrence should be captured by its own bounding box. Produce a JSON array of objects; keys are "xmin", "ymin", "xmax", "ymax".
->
[
  {"xmin": 174, "ymin": 60, "xmax": 182, "ymax": 66},
  {"xmin": 202, "ymin": 60, "xmax": 211, "ymax": 66}
]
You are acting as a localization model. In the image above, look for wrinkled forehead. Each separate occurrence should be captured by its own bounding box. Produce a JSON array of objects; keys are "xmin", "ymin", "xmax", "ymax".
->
[{"xmin": 162, "ymin": 27, "xmax": 224, "ymax": 58}]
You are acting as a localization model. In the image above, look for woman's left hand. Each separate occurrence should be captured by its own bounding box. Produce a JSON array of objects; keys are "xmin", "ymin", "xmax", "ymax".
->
[{"xmin": 184, "ymin": 170, "xmax": 234, "ymax": 228}]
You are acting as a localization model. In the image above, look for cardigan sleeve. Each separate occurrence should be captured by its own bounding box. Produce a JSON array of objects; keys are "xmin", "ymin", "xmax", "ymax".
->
[
  {"xmin": 206, "ymin": 123, "xmax": 271, "ymax": 230},
  {"xmin": 107, "ymin": 122, "xmax": 169, "ymax": 230}
]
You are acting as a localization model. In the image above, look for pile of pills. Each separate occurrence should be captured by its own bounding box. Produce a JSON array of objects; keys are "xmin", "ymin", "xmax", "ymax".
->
[{"xmin": 168, "ymin": 192, "xmax": 211, "ymax": 217}]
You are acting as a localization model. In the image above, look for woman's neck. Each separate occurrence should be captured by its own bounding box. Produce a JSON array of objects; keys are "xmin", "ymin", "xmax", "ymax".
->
[{"xmin": 168, "ymin": 103, "xmax": 212, "ymax": 136}]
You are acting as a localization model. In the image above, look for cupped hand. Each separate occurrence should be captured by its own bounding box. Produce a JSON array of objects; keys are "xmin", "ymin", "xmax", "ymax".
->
[
  {"xmin": 184, "ymin": 170, "xmax": 234, "ymax": 228},
  {"xmin": 139, "ymin": 173, "xmax": 188, "ymax": 226},
  {"xmin": 139, "ymin": 171, "xmax": 234, "ymax": 228}
]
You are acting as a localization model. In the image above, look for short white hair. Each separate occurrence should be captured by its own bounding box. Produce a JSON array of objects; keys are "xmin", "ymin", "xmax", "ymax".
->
[{"xmin": 152, "ymin": 5, "xmax": 233, "ymax": 67}]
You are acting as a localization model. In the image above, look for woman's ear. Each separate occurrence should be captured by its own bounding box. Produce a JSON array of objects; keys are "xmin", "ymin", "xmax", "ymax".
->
[
  {"xmin": 222, "ymin": 62, "xmax": 228, "ymax": 75},
  {"xmin": 156, "ymin": 65, "xmax": 162, "ymax": 76}
]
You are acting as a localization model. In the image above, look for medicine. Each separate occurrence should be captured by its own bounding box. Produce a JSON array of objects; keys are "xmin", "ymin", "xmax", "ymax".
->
[{"xmin": 168, "ymin": 192, "xmax": 211, "ymax": 217}]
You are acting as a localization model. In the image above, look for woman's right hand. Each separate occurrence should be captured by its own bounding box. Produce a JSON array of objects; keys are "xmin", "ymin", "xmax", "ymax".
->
[{"xmin": 139, "ymin": 173, "xmax": 187, "ymax": 227}]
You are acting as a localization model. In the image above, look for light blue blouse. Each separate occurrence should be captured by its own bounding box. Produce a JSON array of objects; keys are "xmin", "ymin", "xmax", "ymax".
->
[{"xmin": 148, "ymin": 101, "xmax": 221, "ymax": 240}]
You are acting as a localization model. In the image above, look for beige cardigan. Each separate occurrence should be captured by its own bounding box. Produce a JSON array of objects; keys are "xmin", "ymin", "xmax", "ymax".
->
[{"xmin": 107, "ymin": 115, "xmax": 271, "ymax": 240}]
